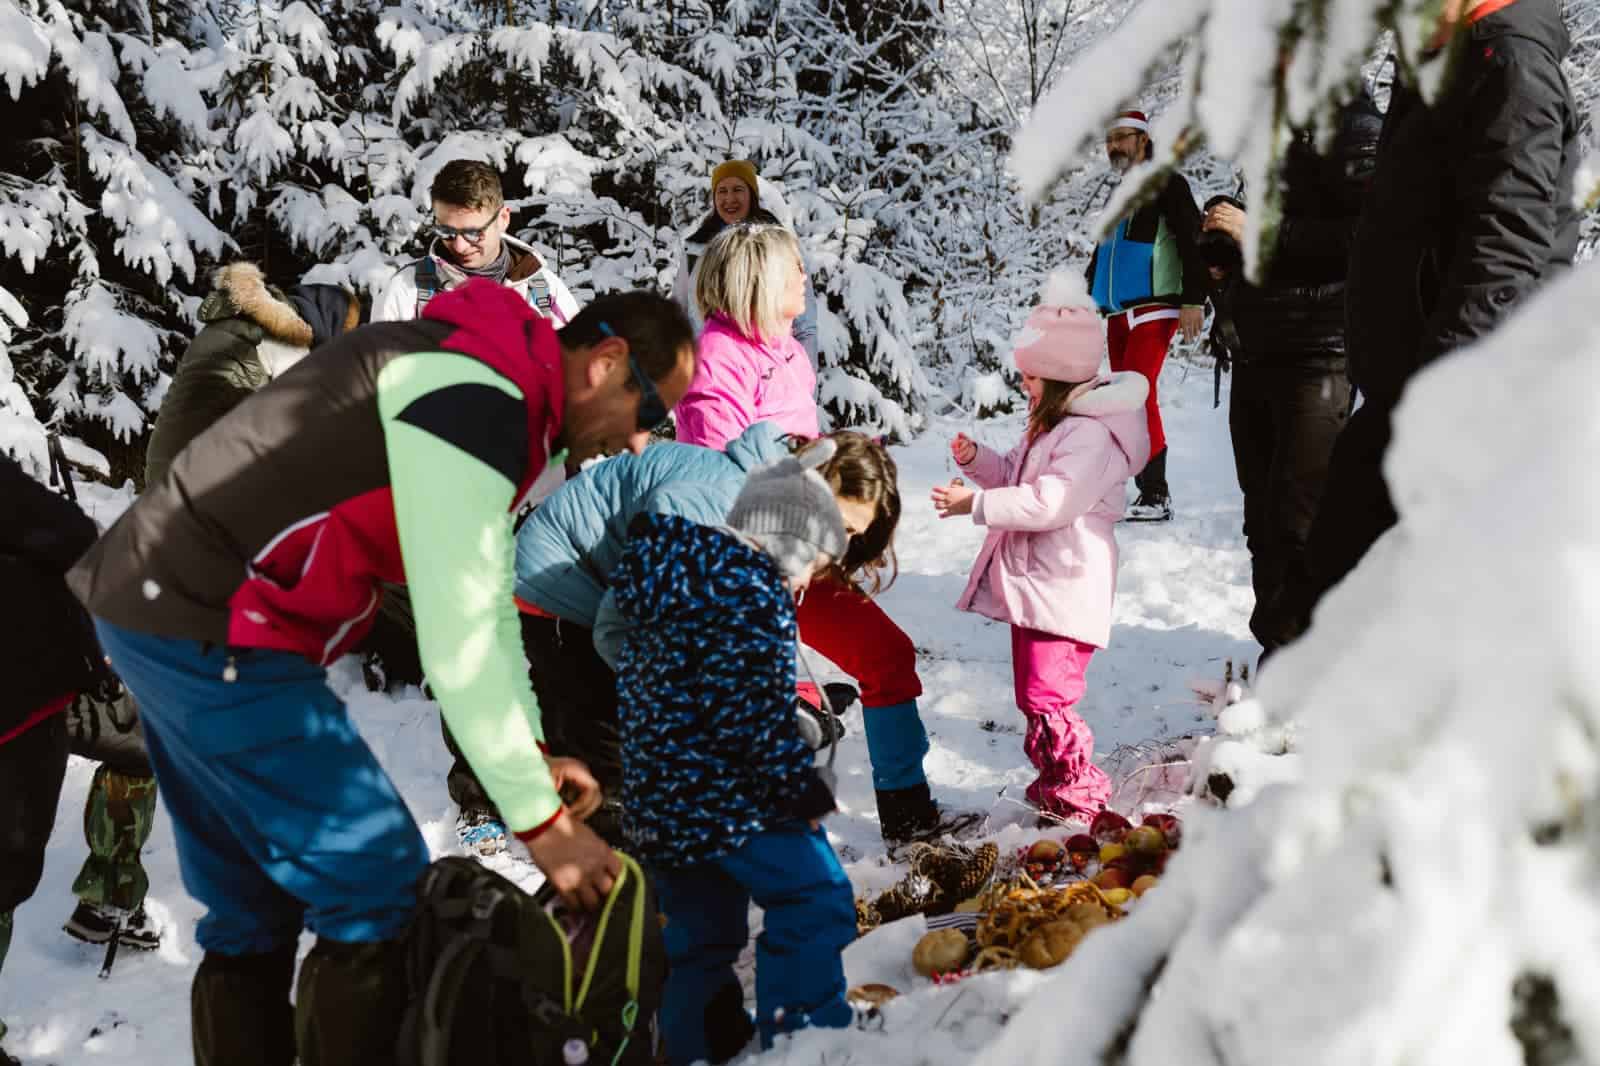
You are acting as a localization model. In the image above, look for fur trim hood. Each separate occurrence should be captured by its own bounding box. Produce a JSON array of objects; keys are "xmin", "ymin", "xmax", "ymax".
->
[
  {"xmin": 198, "ymin": 263, "xmax": 360, "ymax": 346},
  {"xmin": 199, "ymin": 263, "xmax": 314, "ymax": 345}
]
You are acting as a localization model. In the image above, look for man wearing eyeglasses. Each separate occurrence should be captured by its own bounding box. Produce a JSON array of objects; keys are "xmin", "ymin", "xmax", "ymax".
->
[
  {"xmin": 372, "ymin": 159, "xmax": 583, "ymax": 851},
  {"xmin": 373, "ymin": 159, "xmax": 580, "ymax": 326},
  {"xmin": 66, "ymin": 282, "xmax": 696, "ymax": 1065},
  {"xmin": 1083, "ymin": 108, "xmax": 1209, "ymax": 523}
]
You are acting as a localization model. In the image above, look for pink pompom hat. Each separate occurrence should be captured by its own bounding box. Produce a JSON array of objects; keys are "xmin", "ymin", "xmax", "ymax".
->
[{"xmin": 1012, "ymin": 272, "xmax": 1105, "ymax": 386}]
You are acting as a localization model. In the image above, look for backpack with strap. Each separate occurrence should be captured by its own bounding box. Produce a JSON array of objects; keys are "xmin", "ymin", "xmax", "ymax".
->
[
  {"xmin": 396, "ymin": 852, "xmax": 666, "ymax": 1066},
  {"xmin": 414, "ymin": 257, "xmax": 442, "ymax": 318},
  {"xmin": 415, "ymin": 257, "xmax": 557, "ymax": 320}
]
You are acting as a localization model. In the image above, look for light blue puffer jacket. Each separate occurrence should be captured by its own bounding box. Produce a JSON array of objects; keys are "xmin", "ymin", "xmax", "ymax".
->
[{"xmin": 513, "ymin": 421, "xmax": 791, "ymax": 626}]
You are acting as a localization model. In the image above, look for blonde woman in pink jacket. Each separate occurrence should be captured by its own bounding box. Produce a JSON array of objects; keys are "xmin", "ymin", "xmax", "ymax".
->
[
  {"xmin": 933, "ymin": 278, "xmax": 1151, "ymax": 819},
  {"xmin": 675, "ymin": 223, "xmax": 818, "ymax": 449}
]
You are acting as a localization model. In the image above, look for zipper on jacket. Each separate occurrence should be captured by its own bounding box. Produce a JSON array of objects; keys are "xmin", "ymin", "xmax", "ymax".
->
[{"xmin": 222, "ymin": 655, "xmax": 238, "ymax": 683}]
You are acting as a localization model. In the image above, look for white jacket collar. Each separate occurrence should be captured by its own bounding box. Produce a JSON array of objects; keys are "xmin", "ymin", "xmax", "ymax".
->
[{"xmin": 1067, "ymin": 371, "xmax": 1149, "ymax": 416}]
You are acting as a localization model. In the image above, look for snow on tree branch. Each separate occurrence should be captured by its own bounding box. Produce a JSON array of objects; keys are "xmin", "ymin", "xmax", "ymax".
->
[
  {"xmin": 0, "ymin": 0, "xmax": 52, "ymax": 99},
  {"xmin": 84, "ymin": 128, "xmax": 227, "ymax": 285}
]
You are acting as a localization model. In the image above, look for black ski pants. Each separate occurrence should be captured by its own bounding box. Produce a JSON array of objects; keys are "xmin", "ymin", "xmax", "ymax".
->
[
  {"xmin": 520, "ymin": 615, "xmax": 622, "ymax": 798},
  {"xmin": 0, "ymin": 715, "xmax": 70, "ymax": 953},
  {"xmin": 443, "ymin": 614, "xmax": 622, "ymax": 843},
  {"xmin": 1229, "ymin": 359, "xmax": 1352, "ymax": 653}
]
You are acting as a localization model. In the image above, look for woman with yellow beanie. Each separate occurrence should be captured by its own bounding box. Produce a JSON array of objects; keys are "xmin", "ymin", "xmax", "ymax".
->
[{"xmin": 672, "ymin": 159, "xmax": 819, "ymax": 366}]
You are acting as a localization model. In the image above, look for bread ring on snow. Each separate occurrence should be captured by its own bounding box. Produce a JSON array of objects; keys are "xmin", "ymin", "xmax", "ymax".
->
[
  {"xmin": 977, "ymin": 904, "xmax": 1028, "ymax": 949},
  {"xmin": 971, "ymin": 946, "xmax": 1020, "ymax": 972}
]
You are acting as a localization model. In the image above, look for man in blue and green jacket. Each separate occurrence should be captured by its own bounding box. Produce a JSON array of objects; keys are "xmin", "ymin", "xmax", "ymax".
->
[{"xmin": 1085, "ymin": 108, "xmax": 1209, "ymax": 522}]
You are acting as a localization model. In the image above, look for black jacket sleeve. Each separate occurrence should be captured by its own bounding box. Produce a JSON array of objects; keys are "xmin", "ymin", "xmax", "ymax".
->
[
  {"xmin": 1161, "ymin": 172, "xmax": 1208, "ymax": 307},
  {"xmin": 1, "ymin": 453, "xmax": 111, "ymax": 724},
  {"xmin": 1275, "ymin": 214, "xmax": 1359, "ymax": 274},
  {"xmin": 0, "ymin": 453, "xmax": 97, "ymax": 572},
  {"xmin": 1420, "ymin": 39, "xmax": 1574, "ymax": 364}
]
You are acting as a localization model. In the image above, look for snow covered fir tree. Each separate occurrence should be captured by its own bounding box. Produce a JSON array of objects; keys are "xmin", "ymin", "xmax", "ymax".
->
[{"xmin": 2, "ymin": 0, "xmax": 1599, "ymax": 1064}]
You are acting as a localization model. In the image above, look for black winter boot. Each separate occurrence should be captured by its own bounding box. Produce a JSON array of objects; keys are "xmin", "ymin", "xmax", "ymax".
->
[
  {"xmin": 294, "ymin": 937, "xmax": 408, "ymax": 1066},
  {"xmin": 1127, "ymin": 448, "xmax": 1173, "ymax": 522},
  {"xmin": 191, "ymin": 944, "xmax": 297, "ymax": 1066},
  {"xmin": 876, "ymin": 784, "xmax": 983, "ymax": 855},
  {"xmin": 704, "ymin": 979, "xmax": 756, "ymax": 1064}
]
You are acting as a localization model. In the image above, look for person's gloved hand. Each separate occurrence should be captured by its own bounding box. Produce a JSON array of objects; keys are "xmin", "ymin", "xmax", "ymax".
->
[{"xmin": 85, "ymin": 652, "xmax": 123, "ymax": 705}]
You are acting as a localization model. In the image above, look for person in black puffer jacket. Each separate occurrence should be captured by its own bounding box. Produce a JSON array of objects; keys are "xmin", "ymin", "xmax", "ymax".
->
[
  {"xmin": 1201, "ymin": 92, "xmax": 1383, "ymax": 655},
  {"xmin": 1285, "ymin": 0, "xmax": 1582, "ymax": 638}
]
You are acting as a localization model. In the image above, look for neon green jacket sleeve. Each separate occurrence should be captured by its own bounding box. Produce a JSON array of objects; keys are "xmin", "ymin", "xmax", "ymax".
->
[{"xmin": 377, "ymin": 351, "xmax": 562, "ymax": 836}]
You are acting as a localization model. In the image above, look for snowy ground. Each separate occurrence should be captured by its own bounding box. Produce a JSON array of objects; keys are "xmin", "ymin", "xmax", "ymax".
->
[{"xmin": 2, "ymin": 356, "xmax": 1256, "ymax": 1064}]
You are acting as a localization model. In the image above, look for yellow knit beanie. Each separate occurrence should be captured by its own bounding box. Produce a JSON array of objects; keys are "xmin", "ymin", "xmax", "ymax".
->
[{"xmin": 710, "ymin": 160, "xmax": 759, "ymax": 199}]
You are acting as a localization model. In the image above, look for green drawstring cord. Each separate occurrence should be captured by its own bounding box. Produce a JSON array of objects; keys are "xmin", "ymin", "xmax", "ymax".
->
[{"xmin": 608, "ymin": 1001, "xmax": 639, "ymax": 1066}]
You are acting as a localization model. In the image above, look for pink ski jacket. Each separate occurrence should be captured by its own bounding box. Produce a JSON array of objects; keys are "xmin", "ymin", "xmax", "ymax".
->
[
  {"xmin": 675, "ymin": 313, "xmax": 818, "ymax": 450},
  {"xmin": 955, "ymin": 372, "xmax": 1151, "ymax": 648}
]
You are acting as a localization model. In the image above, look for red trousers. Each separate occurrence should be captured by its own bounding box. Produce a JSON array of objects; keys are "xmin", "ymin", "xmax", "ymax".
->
[
  {"xmin": 794, "ymin": 579, "xmax": 921, "ymax": 708},
  {"xmin": 1106, "ymin": 307, "xmax": 1180, "ymax": 458}
]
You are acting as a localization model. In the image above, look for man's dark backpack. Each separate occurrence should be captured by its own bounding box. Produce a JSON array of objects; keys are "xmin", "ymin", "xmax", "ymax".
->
[{"xmin": 397, "ymin": 852, "xmax": 666, "ymax": 1066}]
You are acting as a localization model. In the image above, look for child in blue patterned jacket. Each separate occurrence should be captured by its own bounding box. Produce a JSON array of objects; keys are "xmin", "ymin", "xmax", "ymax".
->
[{"xmin": 593, "ymin": 439, "xmax": 856, "ymax": 1066}]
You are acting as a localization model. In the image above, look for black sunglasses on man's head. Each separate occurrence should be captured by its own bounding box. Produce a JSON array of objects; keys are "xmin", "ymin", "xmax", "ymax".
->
[{"xmin": 598, "ymin": 322, "xmax": 668, "ymax": 431}]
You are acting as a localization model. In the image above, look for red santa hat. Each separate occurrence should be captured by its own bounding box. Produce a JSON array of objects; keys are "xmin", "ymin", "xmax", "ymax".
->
[{"xmin": 1108, "ymin": 109, "xmax": 1150, "ymax": 135}]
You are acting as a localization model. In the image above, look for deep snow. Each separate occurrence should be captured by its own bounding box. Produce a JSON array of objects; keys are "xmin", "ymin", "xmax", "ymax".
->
[{"xmin": 0, "ymin": 354, "xmax": 1254, "ymax": 1064}]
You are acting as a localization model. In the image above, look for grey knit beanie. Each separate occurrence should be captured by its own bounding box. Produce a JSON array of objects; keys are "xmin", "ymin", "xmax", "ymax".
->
[{"xmin": 726, "ymin": 439, "xmax": 849, "ymax": 581}]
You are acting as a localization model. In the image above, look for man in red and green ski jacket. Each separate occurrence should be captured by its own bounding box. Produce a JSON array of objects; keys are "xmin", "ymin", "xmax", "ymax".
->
[
  {"xmin": 1084, "ymin": 108, "xmax": 1209, "ymax": 522},
  {"xmin": 66, "ymin": 280, "xmax": 696, "ymax": 1066}
]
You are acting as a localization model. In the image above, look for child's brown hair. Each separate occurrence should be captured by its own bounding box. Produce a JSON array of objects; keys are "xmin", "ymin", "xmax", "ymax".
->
[
  {"xmin": 1027, "ymin": 377, "xmax": 1093, "ymax": 443},
  {"xmin": 789, "ymin": 431, "xmax": 900, "ymax": 594}
]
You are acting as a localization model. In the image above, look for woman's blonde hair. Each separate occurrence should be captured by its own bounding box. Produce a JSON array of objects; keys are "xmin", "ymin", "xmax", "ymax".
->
[{"xmin": 695, "ymin": 223, "xmax": 801, "ymax": 343}]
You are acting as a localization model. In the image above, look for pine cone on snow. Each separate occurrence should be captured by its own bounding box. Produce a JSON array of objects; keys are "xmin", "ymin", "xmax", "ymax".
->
[
  {"xmin": 871, "ymin": 878, "xmax": 935, "ymax": 924},
  {"xmin": 915, "ymin": 842, "xmax": 999, "ymax": 909},
  {"xmin": 856, "ymin": 843, "xmax": 1000, "ymax": 932}
]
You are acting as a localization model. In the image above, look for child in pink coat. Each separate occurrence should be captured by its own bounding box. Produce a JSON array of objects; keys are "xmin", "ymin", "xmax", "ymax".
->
[{"xmin": 932, "ymin": 278, "xmax": 1151, "ymax": 818}]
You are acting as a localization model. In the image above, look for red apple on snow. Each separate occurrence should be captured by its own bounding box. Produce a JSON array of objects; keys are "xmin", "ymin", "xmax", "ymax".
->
[
  {"xmin": 1066, "ymin": 834, "xmax": 1098, "ymax": 854},
  {"xmin": 1027, "ymin": 839, "xmax": 1065, "ymax": 864},
  {"xmin": 1141, "ymin": 813, "xmax": 1182, "ymax": 848},
  {"xmin": 1090, "ymin": 810, "xmax": 1132, "ymax": 844},
  {"xmin": 1124, "ymin": 825, "xmax": 1168, "ymax": 856},
  {"xmin": 1093, "ymin": 868, "xmax": 1132, "ymax": 891}
]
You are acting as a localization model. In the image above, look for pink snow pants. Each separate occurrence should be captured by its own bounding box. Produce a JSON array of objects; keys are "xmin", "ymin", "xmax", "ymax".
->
[{"xmin": 1011, "ymin": 626, "xmax": 1110, "ymax": 817}]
